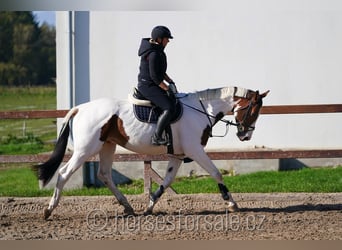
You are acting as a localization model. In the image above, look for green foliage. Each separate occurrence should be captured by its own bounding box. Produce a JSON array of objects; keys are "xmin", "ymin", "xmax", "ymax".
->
[
  {"xmin": 0, "ymin": 11, "xmax": 56, "ymax": 86},
  {"xmin": 0, "ymin": 63, "xmax": 28, "ymax": 86},
  {"xmin": 0, "ymin": 133, "xmax": 46, "ymax": 154},
  {"xmin": 0, "ymin": 166, "xmax": 341, "ymax": 197}
]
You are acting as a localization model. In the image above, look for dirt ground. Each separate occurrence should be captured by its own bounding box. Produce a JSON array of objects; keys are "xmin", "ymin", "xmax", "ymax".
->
[{"xmin": 0, "ymin": 193, "xmax": 341, "ymax": 240}]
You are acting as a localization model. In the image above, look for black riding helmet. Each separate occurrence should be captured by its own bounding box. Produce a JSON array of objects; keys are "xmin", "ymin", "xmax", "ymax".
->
[{"xmin": 151, "ymin": 26, "xmax": 173, "ymax": 40}]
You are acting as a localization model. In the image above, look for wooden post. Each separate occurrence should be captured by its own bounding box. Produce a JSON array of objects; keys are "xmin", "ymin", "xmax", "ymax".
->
[
  {"xmin": 143, "ymin": 160, "xmax": 176, "ymax": 195},
  {"xmin": 144, "ymin": 161, "xmax": 152, "ymax": 194}
]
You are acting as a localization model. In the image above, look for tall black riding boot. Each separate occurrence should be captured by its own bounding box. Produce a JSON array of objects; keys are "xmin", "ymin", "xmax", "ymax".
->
[{"xmin": 151, "ymin": 110, "xmax": 172, "ymax": 146}]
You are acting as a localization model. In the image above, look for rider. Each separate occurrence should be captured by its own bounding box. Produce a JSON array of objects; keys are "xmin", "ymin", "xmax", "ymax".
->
[{"xmin": 137, "ymin": 26, "xmax": 178, "ymax": 146}]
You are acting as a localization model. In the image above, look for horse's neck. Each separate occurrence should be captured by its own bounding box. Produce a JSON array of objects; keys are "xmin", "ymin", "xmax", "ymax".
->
[
  {"xmin": 182, "ymin": 87, "xmax": 236, "ymax": 115},
  {"xmin": 192, "ymin": 86, "xmax": 248, "ymax": 115},
  {"xmin": 202, "ymin": 97, "xmax": 234, "ymax": 116}
]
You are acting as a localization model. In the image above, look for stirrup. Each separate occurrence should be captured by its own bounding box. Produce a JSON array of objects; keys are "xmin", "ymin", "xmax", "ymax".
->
[{"xmin": 151, "ymin": 134, "xmax": 169, "ymax": 146}]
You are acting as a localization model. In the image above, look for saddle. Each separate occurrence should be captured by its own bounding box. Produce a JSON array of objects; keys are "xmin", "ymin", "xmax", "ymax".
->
[
  {"xmin": 129, "ymin": 88, "xmax": 183, "ymax": 154},
  {"xmin": 129, "ymin": 88, "xmax": 183, "ymax": 124}
]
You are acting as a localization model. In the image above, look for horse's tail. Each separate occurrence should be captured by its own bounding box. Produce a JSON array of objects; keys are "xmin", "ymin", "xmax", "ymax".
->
[{"xmin": 32, "ymin": 108, "xmax": 78, "ymax": 187}]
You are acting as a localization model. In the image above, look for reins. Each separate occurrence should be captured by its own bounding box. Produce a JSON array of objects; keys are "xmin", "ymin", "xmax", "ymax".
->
[{"xmin": 179, "ymin": 100, "xmax": 240, "ymax": 138}]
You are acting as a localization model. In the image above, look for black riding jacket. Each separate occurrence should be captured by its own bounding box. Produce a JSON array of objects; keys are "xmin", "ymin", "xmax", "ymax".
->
[{"xmin": 138, "ymin": 38, "xmax": 167, "ymax": 86}]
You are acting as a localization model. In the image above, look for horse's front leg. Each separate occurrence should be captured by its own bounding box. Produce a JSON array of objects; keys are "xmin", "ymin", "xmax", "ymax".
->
[
  {"xmin": 185, "ymin": 147, "xmax": 239, "ymax": 212},
  {"xmin": 145, "ymin": 157, "xmax": 182, "ymax": 215},
  {"xmin": 217, "ymin": 183, "xmax": 239, "ymax": 212}
]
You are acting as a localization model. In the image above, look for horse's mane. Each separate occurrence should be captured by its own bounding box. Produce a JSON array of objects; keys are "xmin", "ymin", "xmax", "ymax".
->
[{"xmin": 186, "ymin": 86, "xmax": 249, "ymax": 101}]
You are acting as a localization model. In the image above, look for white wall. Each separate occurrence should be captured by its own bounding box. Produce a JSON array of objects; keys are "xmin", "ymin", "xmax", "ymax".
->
[
  {"xmin": 57, "ymin": 1, "xmax": 342, "ymax": 150},
  {"xmin": 56, "ymin": 11, "xmax": 90, "ymax": 110}
]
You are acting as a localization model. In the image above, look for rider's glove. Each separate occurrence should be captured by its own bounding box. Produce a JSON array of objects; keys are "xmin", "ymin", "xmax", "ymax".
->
[{"xmin": 168, "ymin": 82, "xmax": 178, "ymax": 94}]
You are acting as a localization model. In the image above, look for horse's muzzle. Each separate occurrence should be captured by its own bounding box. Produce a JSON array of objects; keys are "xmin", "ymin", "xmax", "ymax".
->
[{"xmin": 237, "ymin": 132, "xmax": 251, "ymax": 141}]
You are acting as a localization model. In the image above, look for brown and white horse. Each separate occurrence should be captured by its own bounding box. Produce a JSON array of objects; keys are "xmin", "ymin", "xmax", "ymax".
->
[{"xmin": 34, "ymin": 86, "xmax": 269, "ymax": 219}]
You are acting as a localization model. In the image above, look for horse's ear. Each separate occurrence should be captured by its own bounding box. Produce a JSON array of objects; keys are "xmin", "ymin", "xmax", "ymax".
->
[
  {"xmin": 260, "ymin": 90, "xmax": 270, "ymax": 98},
  {"xmin": 253, "ymin": 90, "xmax": 260, "ymax": 102}
]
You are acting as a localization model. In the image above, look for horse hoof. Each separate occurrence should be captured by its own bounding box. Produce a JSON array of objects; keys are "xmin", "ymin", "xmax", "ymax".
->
[
  {"xmin": 43, "ymin": 208, "xmax": 52, "ymax": 220},
  {"xmin": 124, "ymin": 206, "xmax": 135, "ymax": 216},
  {"xmin": 143, "ymin": 209, "xmax": 153, "ymax": 216},
  {"xmin": 227, "ymin": 202, "xmax": 239, "ymax": 213},
  {"xmin": 144, "ymin": 210, "xmax": 152, "ymax": 216}
]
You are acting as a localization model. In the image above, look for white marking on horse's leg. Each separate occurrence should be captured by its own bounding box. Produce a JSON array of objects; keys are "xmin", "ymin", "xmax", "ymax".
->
[
  {"xmin": 45, "ymin": 154, "xmax": 87, "ymax": 219},
  {"xmin": 47, "ymin": 174, "xmax": 64, "ymax": 209},
  {"xmin": 97, "ymin": 142, "xmax": 134, "ymax": 215},
  {"xmin": 44, "ymin": 173, "xmax": 65, "ymax": 219},
  {"xmin": 227, "ymin": 201, "xmax": 239, "ymax": 212},
  {"xmin": 218, "ymin": 183, "xmax": 237, "ymax": 211},
  {"xmin": 145, "ymin": 157, "xmax": 182, "ymax": 214}
]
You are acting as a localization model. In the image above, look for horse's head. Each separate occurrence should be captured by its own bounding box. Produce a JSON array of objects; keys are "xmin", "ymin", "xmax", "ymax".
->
[{"xmin": 232, "ymin": 90, "xmax": 269, "ymax": 141}]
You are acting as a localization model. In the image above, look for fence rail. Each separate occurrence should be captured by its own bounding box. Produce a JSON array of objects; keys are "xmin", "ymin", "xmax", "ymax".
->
[
  {"xmin": 1, "ymin": 149, "xmax": 342, "ymax": 164},
  {"xmin": 1, "ymin": 104, "xmax": 342, "ymax": 193},
  {"xmin": 1, "ymin": 104, "xmax": 342, "ymax": 119}
]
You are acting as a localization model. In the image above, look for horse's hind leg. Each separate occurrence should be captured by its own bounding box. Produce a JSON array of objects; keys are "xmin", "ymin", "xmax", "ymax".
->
[
  {"xmin": 97, "ymin": 142, "xmax": 134, "ymax": 215},
  {"xmin": 145, "ymin": 157, "xmax": 182, "ymax": 215},
  {"xmin": 44, "ymin": 153, "xmax": 88, "ymax": 220}
]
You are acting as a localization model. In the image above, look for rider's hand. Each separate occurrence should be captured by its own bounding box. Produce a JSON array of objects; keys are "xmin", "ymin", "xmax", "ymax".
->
[{"xmin": 168, "ymin": 82, "xmax": 178, "ymax": 94}]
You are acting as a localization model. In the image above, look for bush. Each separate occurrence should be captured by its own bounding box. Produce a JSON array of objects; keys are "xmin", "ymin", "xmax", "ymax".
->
[{"xmin": 0, "ymin": 133, "xmax": 44, "ymax": 154}]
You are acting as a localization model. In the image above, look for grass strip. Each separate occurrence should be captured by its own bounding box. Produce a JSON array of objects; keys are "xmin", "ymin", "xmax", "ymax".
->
[{"xmin": 0, "ymin": 166, "xmax": 341, "ymax": 197}]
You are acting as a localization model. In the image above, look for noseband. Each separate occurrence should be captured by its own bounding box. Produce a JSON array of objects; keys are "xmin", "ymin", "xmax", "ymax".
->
[{"xmin": 234, "ymin": 99, "xmax": 256, "ymax": 134}]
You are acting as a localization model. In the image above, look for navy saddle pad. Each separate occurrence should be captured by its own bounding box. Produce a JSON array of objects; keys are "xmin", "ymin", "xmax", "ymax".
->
[
  {"xmin": 133, "ymin": 102, "xmax": 183, "ymax": 123},
  {"xmin": 132, "ymin": 89, "xmax": 183, "ymax": 123}
]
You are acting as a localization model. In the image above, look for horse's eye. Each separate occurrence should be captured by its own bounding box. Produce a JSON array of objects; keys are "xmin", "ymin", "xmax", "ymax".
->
[{"xmin": 237, "ymin": 124, "xmax": 244, "ymax": 133}]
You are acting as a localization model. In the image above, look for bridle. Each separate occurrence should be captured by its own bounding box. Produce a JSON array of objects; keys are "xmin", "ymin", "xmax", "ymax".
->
[
  {"xmin": 234, "ymin": 98, "xmax": 257, "ymax": 134},
  {"xmin": 180, "ymin": 95, "xmax": 258, "ymax": 138}
]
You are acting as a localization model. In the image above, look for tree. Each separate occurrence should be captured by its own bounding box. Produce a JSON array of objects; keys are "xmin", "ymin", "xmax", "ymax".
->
[
  {"xmin": 0, "ymin": 11, "xmax": 56, "ymax": 86},
  {"xmin": 0, "ymin": 12, "xmax": 15, "ymax": 62},
  {"xmin": 37, "ymin": 23, "xmax": 56, "ymax": 85}
]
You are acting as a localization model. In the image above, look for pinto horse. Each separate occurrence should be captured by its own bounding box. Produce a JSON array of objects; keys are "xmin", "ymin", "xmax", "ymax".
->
[{"xmin": 34, "ymin": 86, "xmax": 269, "ymax": 219}]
